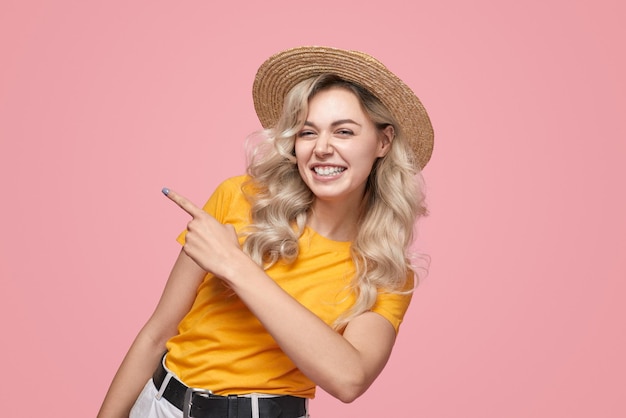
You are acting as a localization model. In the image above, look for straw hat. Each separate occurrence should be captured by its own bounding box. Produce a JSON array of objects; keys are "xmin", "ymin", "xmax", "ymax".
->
[{"xmin": 252, "ymin": 46, "xmax": 434, "ymax": 169}]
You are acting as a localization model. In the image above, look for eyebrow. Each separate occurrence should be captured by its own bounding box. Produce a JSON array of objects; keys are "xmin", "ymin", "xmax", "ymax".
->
[{"xmin": 303, "ymin": 119, "xmax": 362, "ymax": 128}]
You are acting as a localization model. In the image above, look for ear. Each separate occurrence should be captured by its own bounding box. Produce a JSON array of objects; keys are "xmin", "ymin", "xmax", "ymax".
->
[{"xmin": 377, "ymin": 125, "xmax": 395, "ymax": 158}]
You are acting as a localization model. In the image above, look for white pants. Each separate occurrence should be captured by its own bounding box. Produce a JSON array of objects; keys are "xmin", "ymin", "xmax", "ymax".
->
[{"xmin": 130, "ymin": 379, "xmax": 183, "ymax": 418}]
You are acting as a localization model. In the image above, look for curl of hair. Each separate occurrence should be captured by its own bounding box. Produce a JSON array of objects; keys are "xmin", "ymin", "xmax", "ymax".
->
[{"xmin": 242, "ymin": 74, "xmax": 428, "ymax": 330}]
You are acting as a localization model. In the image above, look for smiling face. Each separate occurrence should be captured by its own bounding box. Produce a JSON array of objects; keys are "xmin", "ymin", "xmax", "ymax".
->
[{"xmin": 295, "ymin": 86, "xmax": 393, "ymax": 209}]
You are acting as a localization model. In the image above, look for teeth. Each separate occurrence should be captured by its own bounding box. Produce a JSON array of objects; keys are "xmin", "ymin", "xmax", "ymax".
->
[{"xmin": 314, "ymin": 166, "xmax": 345, "ymax": 176}]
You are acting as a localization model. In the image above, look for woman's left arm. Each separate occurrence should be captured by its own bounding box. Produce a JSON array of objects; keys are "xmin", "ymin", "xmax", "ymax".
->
[
  {"xmin": 165, "ymin": 189, "xmax": 399, "ymax": 403},
  {"xmin": 232, "ymin": 275, "xmax": 398, "ymax": 404}
]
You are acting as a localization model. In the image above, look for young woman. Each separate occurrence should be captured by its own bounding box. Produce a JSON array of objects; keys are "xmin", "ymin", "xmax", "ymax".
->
[{"xmin": 98, "ymin": 46, "xmax": 434, "ymax": 418}]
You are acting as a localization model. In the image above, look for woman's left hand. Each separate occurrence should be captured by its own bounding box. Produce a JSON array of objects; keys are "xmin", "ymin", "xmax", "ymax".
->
[{"xmin": 162, "ymin": 188, "xmax": 243, "ymax": 278}]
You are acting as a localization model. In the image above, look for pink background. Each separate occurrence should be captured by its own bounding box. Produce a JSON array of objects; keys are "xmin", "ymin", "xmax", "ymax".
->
[{"xmin": 1, "ymin": 0, "xmax": 624, "ymax": 416}]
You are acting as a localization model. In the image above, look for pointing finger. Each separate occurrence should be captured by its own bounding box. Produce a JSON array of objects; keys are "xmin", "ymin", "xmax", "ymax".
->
[{"xmin": 162, "ymin": 187, "xmax": 204, "ymax": 218}]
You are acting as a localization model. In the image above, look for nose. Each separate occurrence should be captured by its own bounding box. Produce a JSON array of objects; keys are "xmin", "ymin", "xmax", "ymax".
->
[{"xmin": 314, "ymin": 133, "xmax": 333, "ymax": 158}]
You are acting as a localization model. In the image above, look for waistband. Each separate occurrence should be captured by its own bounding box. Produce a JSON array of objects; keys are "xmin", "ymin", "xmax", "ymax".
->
[{"xmin": 152, "ymin": 356, "xmax": 308, "ymax": 418}]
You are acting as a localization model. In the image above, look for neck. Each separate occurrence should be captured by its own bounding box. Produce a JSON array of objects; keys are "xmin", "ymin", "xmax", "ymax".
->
[{"xmin": 307, "ymin": 198, "xmax": 361, "ymax": 242}]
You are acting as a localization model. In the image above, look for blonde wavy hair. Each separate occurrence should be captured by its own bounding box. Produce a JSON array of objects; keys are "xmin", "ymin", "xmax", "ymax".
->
[{"xmin": 242, "ymin": 74, "xmax": 428, "ymax": 330}]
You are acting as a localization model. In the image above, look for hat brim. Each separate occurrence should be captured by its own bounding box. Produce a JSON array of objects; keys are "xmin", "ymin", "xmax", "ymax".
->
[{"xmin": 252, "ymin": 46, "xmax": 434, "ymax": 170}]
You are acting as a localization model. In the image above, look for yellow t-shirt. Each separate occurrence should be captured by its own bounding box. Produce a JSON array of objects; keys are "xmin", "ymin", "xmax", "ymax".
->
[{"xmin": 165, "ymin": 175, "xmax": 413, "ymax": 398}]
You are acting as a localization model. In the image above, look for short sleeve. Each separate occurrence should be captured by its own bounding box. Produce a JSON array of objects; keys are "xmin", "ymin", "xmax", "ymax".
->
[
  {"xmin": 176, "ymin": 176, "xmax": 247, "ymax": 245},
  {"xmin": 371, "ymin": 273, "xmax": 415, "ymax": 333}
]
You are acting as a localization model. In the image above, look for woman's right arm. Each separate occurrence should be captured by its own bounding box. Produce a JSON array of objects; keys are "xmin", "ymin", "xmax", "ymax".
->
[{"xmin": 97, "ymin": 249, "xmax": 206, "ymax": 418}]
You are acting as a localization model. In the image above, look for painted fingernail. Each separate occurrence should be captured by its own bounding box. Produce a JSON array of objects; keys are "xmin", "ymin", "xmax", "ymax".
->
[{"xmin": 162, "ymin": 187, "xmax": 170, "ymax": 196}]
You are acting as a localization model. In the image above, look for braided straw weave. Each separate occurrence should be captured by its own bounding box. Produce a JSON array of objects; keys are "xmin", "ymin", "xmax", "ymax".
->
[{"xmin": 252, "ymin": 46, "xmax": 434, "ymax": 169}]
